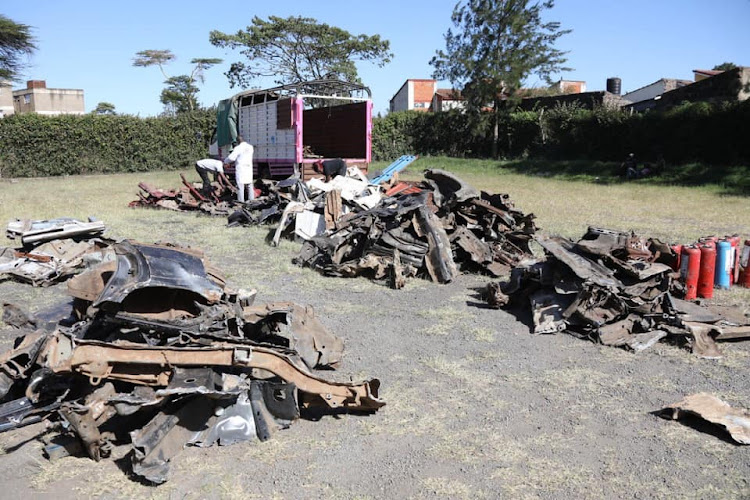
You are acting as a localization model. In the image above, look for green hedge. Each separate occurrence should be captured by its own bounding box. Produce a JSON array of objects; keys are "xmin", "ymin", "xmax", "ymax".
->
[
  {"xmin": 372, "ymin": 100, "xmax": 750, "ymax": 166},
  {"xmin": 3, "ymin": 101, "xmax": 747, "ymax": 178},
  {"xmin": 0, "ymin": 110, "xmax": 215, "ymax": 178}
]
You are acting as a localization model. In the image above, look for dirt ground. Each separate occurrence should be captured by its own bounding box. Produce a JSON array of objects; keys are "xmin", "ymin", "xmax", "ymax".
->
[{"xmin": 0, "ymin": 203, "xmax": 748, "ymax": 499}]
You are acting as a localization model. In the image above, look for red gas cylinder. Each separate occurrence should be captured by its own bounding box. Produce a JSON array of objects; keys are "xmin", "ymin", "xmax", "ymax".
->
[
  {"xmin": 698, "ymin": 236, "xmax": 716, "ymax": 250},
  {"xmin": 670, "ymin": 244, "xmax": 683, "ymax": 272},
  {"xmin": 728, "ymin": 235, "xmax": 741, "ymax": 284},
  {"xmin": 680, "ymin": 245, "xmax": 701, "ymax": 300},
  {"xmin": 697, "ymin": 244, "xmax": 716, "ymax": 299},
  {"xmin": 739, "ymin": 239, "xmax": 750, "ymax": 288}
]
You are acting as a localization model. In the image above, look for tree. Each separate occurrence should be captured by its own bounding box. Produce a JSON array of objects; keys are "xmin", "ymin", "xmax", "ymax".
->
[
  {"xmin": 133, "ymin": 49, "xmax": 176, "ymax": 79},
  {"xmin": 93, "ymin": 102, "xmax": 116, "ymax": 115},
  {"xmin": 0, "ymin": 15, "xmax": 37, "ymax": 81},
  {"xmin": 712, "ymin": 62, "xmax": 738, "ymax": 71},
  {"xmin": 430, "ymin": 0, "xmax": 570, "ymax": 157},
  {"xmin": 160, "ymin": 76, "xmax": 198, "ymax": 114},
  {"xmin": 132, "ymin": 50, "xmax": 222, "ymax": 114},
  {"xmin": 209, "ymin": 16, "xmax": 392, "ymax": 88}
]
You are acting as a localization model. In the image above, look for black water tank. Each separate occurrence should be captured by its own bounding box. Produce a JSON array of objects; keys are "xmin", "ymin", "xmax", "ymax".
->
[{"xmin": 606, "ymin": 77, "xmax": 622, "ymax": 95}]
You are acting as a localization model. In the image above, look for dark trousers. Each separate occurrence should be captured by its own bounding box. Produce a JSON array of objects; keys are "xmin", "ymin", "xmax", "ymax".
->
[{"xmin": 196, "ymin": 165, "xmax": 214, "ymax": 192}]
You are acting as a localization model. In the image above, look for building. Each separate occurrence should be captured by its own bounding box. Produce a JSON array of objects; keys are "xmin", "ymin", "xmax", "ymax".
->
[
  {"xmin": 389, "ymin": 79, "xmax": 437, "ymax": 112},
  {"xmin": 626, "ymin": 66, "xmax": 750, "ymax": 112},
  {"xmin": 0, "ymin": 81, "xmax": 13, "ymax": 118},
  {"xmin": 693, "ymin": 69, "xmax": 723, "ymax": 82},
  {"xmin": 549, "ymin": 79, "xmax": 587, "ymax": 94},
  {"xmin": 430, "ymin": 88, "xmax": 464, "ymax": 112},
  {"xmin": 622, "ymin": 78, "xmax": 692, "ymax": 105},
  {"xmin": 12, "ymin": 80, "xmax": 85, "ymax": 115}
]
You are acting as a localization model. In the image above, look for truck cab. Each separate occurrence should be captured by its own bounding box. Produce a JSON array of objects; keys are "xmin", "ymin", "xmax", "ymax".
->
[{"xmin": 210, "ymin": 79, "xmax": 372, "ymax": 180}]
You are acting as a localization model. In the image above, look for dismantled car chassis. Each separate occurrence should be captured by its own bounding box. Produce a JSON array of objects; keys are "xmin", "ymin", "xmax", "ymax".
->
[{"xmin": 0, "ymin": 241, "xmax": 383, "ymax": 484}]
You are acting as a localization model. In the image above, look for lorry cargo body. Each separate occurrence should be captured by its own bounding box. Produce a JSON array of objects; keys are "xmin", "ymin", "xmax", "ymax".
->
[{"xmin": 210, "ymin": 80, "xmax": 372, "ymax": 180}]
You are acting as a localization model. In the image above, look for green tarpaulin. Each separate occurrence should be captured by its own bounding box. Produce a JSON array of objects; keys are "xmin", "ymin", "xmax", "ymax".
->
[{"xmin": 216, "ymin": 97, "xmax": 238, "ymax": 148}]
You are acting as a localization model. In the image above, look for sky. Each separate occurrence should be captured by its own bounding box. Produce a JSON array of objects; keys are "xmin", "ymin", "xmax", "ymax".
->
[{"xmin": 4, "ymin": 0, "xmax": 750, "ymax": 116}]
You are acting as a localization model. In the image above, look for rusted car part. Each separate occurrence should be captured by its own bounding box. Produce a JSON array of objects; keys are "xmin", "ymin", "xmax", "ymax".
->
[
  {"xmin": 41, "ymin": 333, "xmax": 381, "ymax": 411},
  {"xmin": 92, "ymin": 241, "xmax": 226, "ymax": 308},
  {"xmin": 242, "ymin": 302, "xmax": 344, "ymax": 369},
  {"xmin": 67, "ymin": 242, "xmax": 340, "ymax": 370},
  {"xmin": 6, "ymin": 217, "xmax": 105, "ymax": 246},
  {"xmin": 484, "ymin": 228, "xmax": 750, "ymax": 357},
  {"xmin": 0, "ymin": 241, "xmax": 383, "ymax": 483},
  {"xmin": 0, "ymin": 326, "xmax": 380, "ymax": 483},
  {"xmin": 129, "ymin": 175, "xmax": 240, "ymax": 216},
  {"xmin": 296, "ymin": 170, "xmax": 536, "ymax": 287},
  {"xmin": 659, "ymin": 393, "xmax": 750, "ymax": 444},
  {"xmin": 0, "ymin": 238, "xmax": 112, "ymax": 287},
  {"xmin": 2, "ymin": 302, "xmax": 39, "ymax": 330}
]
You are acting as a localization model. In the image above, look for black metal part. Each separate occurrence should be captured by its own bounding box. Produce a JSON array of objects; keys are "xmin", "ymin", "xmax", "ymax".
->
[{"xmin": 94, "ymin": 241, "xmax": 224, "ymax": 310}]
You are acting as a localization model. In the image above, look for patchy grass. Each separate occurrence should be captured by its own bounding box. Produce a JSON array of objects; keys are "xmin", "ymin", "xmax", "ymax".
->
[
  {"xmin": 420, "ymin": 477, "xmax": 482, "ymax": 500},
  {"xmin": 3, "ymin": 160, "xmax": 749, "ymax": 249},
  {"xmin": 402, "ymin": 157, "xmax": 750, "ymax": 243},
  {"xmin": 416, "ymin": 307, "xmax": 472, "ymax": 336}
]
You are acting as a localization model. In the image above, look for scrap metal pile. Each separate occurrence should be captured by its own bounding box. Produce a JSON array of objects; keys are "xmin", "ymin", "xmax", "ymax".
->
[
  {"xmin": 129, "ymin": 173, "xmax": 239, "ymax": 216},
  {"xmin": 295, "ymin": 169, "xmax": 538, "ymax": 288},
  {"xmin": 0, "ymin": 241, "xmax": 384, "ymax": 484},
  {"xmin": 1, "ymin": 217, "xmax": 111, "ymax": 286},
  {"xmin": 227, "ymin": 166, "xmax": 385, "ymax": 246},
  {"xmin": 484, "ymin": 227, "xmax": 750, "ymax": 357},
  {"xmin": 127, "ymin": 160, "xmax": 537, "ymax": 288}
]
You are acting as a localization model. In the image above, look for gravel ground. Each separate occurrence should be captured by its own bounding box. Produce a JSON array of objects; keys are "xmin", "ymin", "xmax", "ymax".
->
[{"xmin": 0, "ymin": 209, "xmax": 748, "ymax": 500}]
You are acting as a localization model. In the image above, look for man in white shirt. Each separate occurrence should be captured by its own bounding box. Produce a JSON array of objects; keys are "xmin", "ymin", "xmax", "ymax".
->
[
  {"xmin": 195, "ymin": 158, "xmax": 224, "ymax": 195},
  {"xmin": 223, "ymin": 135, "xmax": 255, "ymax": 202}
]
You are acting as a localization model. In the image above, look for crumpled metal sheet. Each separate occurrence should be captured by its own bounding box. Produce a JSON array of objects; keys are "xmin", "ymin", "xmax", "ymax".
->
[
  {"xmin": 6, "ymin": 217, "xmax": 105, "ymax": 246},
  {"xmin": 130, "ymin": 396, "xmax": 217, "ymax": 484},
  {"xmin": 0, "ymin": 238, "xmax": 113, "ymax": 287},
  {"xmin": 92, "ymin": 241, "xmax": 226, "ymax": 309},
  {"xmin": 660, "ymin": 393, "xmax": 750, "ymax": 444},
  {"xmin": 536, "ymin": 236, "xmax": 621, "ymax": 289},
  {"xmin": 423, "ymin": 169, "xmax": 480, "ymax": 210}
]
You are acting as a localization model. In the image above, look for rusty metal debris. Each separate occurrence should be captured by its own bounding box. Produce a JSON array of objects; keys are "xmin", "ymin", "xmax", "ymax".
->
[
  {"xmin": 1, "ymin": 217, "xmax": 112, "ymax": 287},
  {"xmin": 484, "ymin": 227, "xmax": 750, "ymax": 357},
  {"xmin": 659, "ymin": 393, "xmax": 750, "ymax": 444},
  {"xmin": 0, "ymin": 241, "xmax": 383, "ymax": 484},
  {"xmin": 129, "ymin": 166, "xmax": 535, "ymax": 288},
  {"xmin": 129, "ymin": 173, "xmax": 238, "ymax": 215},
  {"xmin": 295, "ymin": 169, "xmax": 536, "ymax": 287}
]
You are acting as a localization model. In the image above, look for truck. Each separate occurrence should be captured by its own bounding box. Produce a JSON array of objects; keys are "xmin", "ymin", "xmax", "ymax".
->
[{"xmin": 209, "ymin": 79, "xmax": 373, "ymax": 180}]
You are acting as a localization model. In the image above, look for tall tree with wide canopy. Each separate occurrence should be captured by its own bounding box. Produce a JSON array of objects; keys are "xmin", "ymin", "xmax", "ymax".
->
[
  {"xmin": 133, "ymin": 50, "xmax": 222, "ymax": 114},
  {"xmin": 430, "ymin": 0, "xmax": 570, "ymax": 156},
  {"xmin": 0, "ymin": 15, "xmax": 37, "ymax": 81},
  {"xmin": 209, "ymin": 16, "xmax": 392, "ymax": 88}
]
